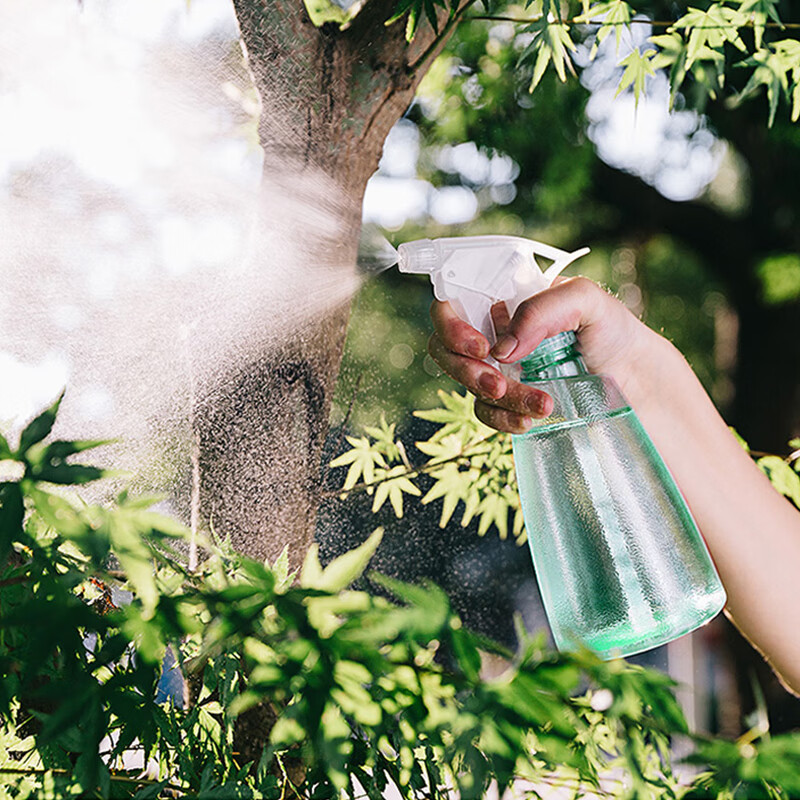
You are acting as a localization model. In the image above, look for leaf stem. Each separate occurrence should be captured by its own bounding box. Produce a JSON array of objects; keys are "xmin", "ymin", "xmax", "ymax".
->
[{"xmin": 467, "ymin": 14, "xmax": 798, "ymax": 30}]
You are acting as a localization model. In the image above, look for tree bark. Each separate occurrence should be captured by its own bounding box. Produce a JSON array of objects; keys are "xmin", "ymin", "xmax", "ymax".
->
[{"xmin": 196, "ymin": 0, "xmax": 454, "ymax": 567}]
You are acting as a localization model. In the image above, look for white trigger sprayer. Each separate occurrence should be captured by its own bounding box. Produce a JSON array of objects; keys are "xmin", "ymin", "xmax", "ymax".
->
[{"xmin": 397, "ymin": 235, "xmax": 590, "ymax": 365}]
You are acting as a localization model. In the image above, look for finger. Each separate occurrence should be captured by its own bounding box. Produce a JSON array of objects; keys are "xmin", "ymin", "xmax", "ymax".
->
[
  {"xmin": 490, "ymin": 276, "xmax": 605, "ymax": 362},
  {"xmin": 428, "ymin": 332, "xmax": 506, "ymax": 401},
  {"xmin": 430, "ymin": 299, "xmax": 490, "ymax": 360},
  {"xmin": 475, "ymin": 399, "xmax": 536, "ymax": 434},
  {"xmin": 498, "ymin": 380, "xmax": 554, "ymax": 418},
  {"xmin": 490, "ymin": 301, "xmax": 511, "ymax": 338},
  {"xmin": 429, "ymin": 332, "xmax": 554, "ymax": 414}
]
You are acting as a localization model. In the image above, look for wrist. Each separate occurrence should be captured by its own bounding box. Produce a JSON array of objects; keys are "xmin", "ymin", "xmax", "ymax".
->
[{"xmin": 604, "ymin": 323, "xmax": 684, "ymax": 422}]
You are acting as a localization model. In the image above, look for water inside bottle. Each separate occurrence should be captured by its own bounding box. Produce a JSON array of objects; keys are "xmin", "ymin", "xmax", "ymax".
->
[{"xmin": 513, "ymin": 406, "xmax": 726, "ymax": 659}]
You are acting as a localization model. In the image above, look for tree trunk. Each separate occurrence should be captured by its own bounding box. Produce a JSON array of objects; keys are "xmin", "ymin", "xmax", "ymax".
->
[{"xmin": 196, "ymin": 0, "xmax": 452, "ymax": 567}]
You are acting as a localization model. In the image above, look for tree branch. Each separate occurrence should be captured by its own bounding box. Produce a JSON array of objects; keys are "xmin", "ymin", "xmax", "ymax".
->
[
  {"xmin": 468, "ymin": 13, "xmax": 800, "ymax": 29},
  {"xmin": 408, "ymin": 0, "xmax": 482, "ymax": 75}
]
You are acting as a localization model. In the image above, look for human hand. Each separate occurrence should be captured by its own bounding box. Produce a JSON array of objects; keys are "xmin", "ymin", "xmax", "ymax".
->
[{"xmin": 428, "ymin": 277, "xmax": 661, "ymax": 433}]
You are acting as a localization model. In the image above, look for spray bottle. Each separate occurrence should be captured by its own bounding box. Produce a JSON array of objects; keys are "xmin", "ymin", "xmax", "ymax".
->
[{"xmin": 398, "ymin": 235, "xmax": 725, "ymax": 659}]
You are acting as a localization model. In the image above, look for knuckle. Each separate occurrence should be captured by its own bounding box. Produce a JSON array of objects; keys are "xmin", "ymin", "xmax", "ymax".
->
[
  {"xmin": 564, "ymin": 275, "xmax": 597, "ymax": 297},
  {"xmin": 572, "ymin": 275, "xmax": 607, "ymax": 303}
]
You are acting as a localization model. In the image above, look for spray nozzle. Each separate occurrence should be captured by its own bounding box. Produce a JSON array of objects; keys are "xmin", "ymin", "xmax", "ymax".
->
[{"xmin": 397, "ymin": 235, "xmax": 589, "ymax": 361}]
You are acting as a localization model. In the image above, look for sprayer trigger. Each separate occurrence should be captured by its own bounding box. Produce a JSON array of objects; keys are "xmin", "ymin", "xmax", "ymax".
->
[{"xmin": 542, "ymin": 246, "xmax": 591, "ymax": 284}]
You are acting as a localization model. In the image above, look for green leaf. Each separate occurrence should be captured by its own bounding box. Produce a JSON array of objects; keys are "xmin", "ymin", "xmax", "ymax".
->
[
  {"xmin": 384, "ymin": 0, "xmax": 440, "ymax": 42},
  {"xmin": 363, "ymin": 414, "xmax": 402, "ymax": 462},
  {"xmin": 304, "ymin": 527, "xmax": 384, "ymax": 592},
  {"xmin": 28, "ymin": 486, "xmax": 94, "ymax": 544},
  {"xmin": 738, "ymin": 0, "xmax": 783, "ymax": 50},
  {"xmin": 672, "ymin": 5, "xmax": 747, "ymax": 69},
  {"xmin": 792, "ymin": 82, "xmax": 800, "ymax": 123},
  {"xmin": 575, "ymin": 0, "xmax": 632, "ymax": 56},
  {"xmin": 107, "ymin": 514, "xmax": 159, "ymax": 615},
  {"xmin": 370, "ymin": 466, "xmax": 421, "ymax": 517},
  {"xmin": 414, "ymin": 390, "xmax": 494, "ymax": 445},
  {"xmin": 330, "ymin": 435, "xmax": 387, "ymax": 494},
  {"xmin": 421, "ymin": 462, "xmax": 469, "ymax": 528},
  {"xmin": 271, "ymin": 544, "xmax": 294, "ymax": 591},
  {"xmin": 734, "ymin": 47, "xmax": 791, "ymax": 127},
  {"xmin": 772, "ymin": 39, "xmax": 800, "ymax": 122},
  {"xmin": 649, "ymin": 32, "xmax": 690, "ymax": 104},
  {"xmin": 132, "ymin": 781, "xmax": 171, "ymax": 800},
  {"xmin": 517, "ymin": 17, "xmax": 577, "ymax": 92},
  {"xmin": 301, "ymin": 542, "xmax": 324, "ymax": 588},
  {"xmin": 615, "ymin": 48, "xmax": 656, "ymax": 105},
  {"xmin": 27, "ymin": 438, "xmax": 112, "ymax": 464},
  {"xmin": 30, "ymin": 463, "xmax": 106, "ymax": 485},
  {"xmin": 476, "ymin": 491, "xmax": 510, "ymax": 538},
  {"xmin": 757, "ymin": 455, "xmax": 800, "ymax": 507},
  {"xmin": 0, "ymin": 430, "xmax": 11, "ymax": 459},
  {"xmin": 17, "ymin": 392, "xmax": 64, "ymax": 457},
  {"xmin": 385, "ymin": 0, "xmax": 416, "ymax": 28},
  {"xmin": 449, "ymin": 627, "xmax": 482, "ymax": 681},
  {"xmin": 270, "ymin": 716, "xmax": 306, "ymax": 747},
  {"xmin": 0, "ymin": 482, "xmax": 24, "ymax": 561},
  {"xmin": 303, "ymin": 0, "xmax": 351, "ymax": 28},
  {"xmin": 370, "ymin": 574, "xmax": 451, "ymax": 639}
]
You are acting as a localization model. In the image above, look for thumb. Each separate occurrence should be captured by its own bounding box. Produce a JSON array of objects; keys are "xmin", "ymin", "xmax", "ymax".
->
[{"xmin": 490, "ymin": 277, "xmax": 606, "ymax": 362}]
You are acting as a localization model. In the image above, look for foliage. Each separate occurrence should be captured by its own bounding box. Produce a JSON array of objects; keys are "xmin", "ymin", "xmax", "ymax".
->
[
  {"xmin": 370, "ymin": 0, "xmax": 800, "ymax": 125},
  {"xmin": 4, "ymin": 398, "xmax": 800, "ymax": 797},
  {"xmin": 331, "ymin": 392, "xmax": 523, "ymax": 541},
  {"xmin": 331, "ymin": 390, "xmax": 800, "ymax": 543}
]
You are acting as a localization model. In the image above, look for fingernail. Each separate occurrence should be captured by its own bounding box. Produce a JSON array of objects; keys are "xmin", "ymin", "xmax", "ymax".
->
[
  {"xmin": 491, "ymin": 335, "xmax": 518, "ymax": 360},
  {"xmin": 525, "ymin": 392, "xmax": 550, "ymax": 417},
  {"xmin": 467, "ymin": 339, "xmax": 487, "ymax": 359},
  {"xmin": 520, "ymin": 416, "xmax": 533, "ymax": 430},
  {"xmin": 478, "ymin": 373, "xmax": 500, "ymax": 398}
]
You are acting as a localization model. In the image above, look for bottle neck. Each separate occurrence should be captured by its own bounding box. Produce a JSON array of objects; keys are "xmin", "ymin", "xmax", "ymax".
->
[{"xmin": 519, "ymin": 331, "xmax": 588, "ymax": 382}]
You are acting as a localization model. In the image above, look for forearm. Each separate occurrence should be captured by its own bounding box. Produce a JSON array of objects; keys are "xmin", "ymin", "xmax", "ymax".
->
[
  {"xmin": 431, "ymin": 282, "xmax": 800, "ymax": 689},
  {"xmin": 625, "ymin": 333, "xmax": 800, "ymax": 694}
]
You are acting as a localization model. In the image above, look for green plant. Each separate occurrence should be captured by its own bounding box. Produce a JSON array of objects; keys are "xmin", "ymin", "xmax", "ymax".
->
[
  {"xmin": 331, "ymin": 390, "xmax": 800, "ymax": 545},
  {"xmin": 3, "ymin": 396, "xmax": 800, "ymax": 798},
  {"xmin": 311, "ymin": 0, "xmax": 800, "ymax": 126},
  {"xmin": 330, "ymin": 393, "xmax": 521, "ymax": 541}
]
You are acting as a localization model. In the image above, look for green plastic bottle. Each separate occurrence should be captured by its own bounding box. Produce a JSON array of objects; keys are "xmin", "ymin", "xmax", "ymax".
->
[{"xmin": 512, "ymin": 331, "xmax": 726, "ymax": 658}]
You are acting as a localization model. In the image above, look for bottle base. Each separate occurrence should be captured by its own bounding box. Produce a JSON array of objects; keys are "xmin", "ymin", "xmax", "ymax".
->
[{"xmin": 556, "ymin": 588, "xmax": 727, "ymax": 660}]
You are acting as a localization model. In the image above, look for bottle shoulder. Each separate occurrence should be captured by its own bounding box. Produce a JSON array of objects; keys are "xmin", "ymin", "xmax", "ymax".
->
[{"xmin": 519, "ymin": 373, "xmax": 629, "ymax": 430}]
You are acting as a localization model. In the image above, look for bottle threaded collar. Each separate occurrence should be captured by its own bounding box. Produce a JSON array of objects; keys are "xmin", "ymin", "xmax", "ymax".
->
[{"xmin": 519, "ymin": 331, "xmax": 579, "ymax": 378}]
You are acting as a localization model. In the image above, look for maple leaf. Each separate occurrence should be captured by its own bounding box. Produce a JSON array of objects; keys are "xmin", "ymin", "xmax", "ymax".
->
[
  {"xmin": 517, "ymin": 15, "xmax": 577, "ymax": 92},
  {"xmin": 372, "ymin": 465, "xmax": 422, "ymax": 517},
  {"xmin": 616, "ymin": 48, "xmax": 656, "ymax": 105},
  {"xmin": 672, "ymin": 5, "xmax": 747, "ymax": 68},
  {"xmin": 575, "ymin": 0, "xmax": 633, "ymax": 56},
  {"xmin": 738, "ymin": 0, "xmax": 783, "ymax": 49},
  {"xmin": 330, "ymin": 436, "xmax": 387, "ymax": 494}
]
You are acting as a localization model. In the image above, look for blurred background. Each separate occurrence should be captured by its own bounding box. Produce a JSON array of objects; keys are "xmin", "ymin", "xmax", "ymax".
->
[{"xmin": 2, "ymin": 0, "xmax": 799, "ymax": 740}]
